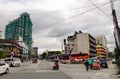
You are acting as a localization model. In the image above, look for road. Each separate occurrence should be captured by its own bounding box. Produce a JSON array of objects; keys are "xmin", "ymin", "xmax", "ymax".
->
[
  {"xmin": 0, "ymin": 60, "xmax": 118, "ymax": 79},
  {"xmin": 57, "ymin": 61, "xmax": 117, "ymax": 79},
  {"xmin": 0, "ymin": 60, "xmax": 72, "ymax": 79}
]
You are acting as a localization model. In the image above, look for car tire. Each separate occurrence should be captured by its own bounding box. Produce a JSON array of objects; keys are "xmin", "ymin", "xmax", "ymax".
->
[{"xmin": 5, "ymin": 68, "xmax": 9, "ymax": 74}]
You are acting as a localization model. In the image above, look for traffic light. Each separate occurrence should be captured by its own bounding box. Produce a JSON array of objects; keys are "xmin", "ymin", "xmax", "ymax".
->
[
  {"xmin": 63, "ymin": 39, "xmax": 66, "ymax": 45},
  {"xmin": 70, "ymin": 50, "xmax": 72, "ymax": 54}
]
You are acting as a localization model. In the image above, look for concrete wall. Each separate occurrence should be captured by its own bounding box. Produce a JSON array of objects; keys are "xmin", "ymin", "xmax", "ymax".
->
[{"xmin": 76, "ymin": 33, "xmax": 89, "ymax": 53}]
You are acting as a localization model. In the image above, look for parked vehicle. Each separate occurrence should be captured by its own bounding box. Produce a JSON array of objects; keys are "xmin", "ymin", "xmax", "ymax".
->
[
  {"xmin": 5, "ymin": 57, "xmax": 21, "ymax": 67},
  {"xmin": 0, "ymin": 61, "xmax": 10, "ymax": 74},
  {"xmin": 101, "ymin": 59, "xmax": 108, "ymax": 68}
]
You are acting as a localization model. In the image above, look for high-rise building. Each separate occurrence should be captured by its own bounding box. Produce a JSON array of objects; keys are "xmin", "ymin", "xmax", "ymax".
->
[
  {"xmin": 5, "ymin": 12, "xmax": 33, "ymax": 56},
  {"xmin": 95, "ymin": 35, "xmax": 108, "ymax": 51},
  {"xmin": 96, "ymin": 44, "xmax": 107, "ymax": 57},
  {"xmin": 67, "ymin": 31, "xmax": 96, "ymax": 57},
  {"xmin": 32, "ymin": 47, "xmax": 38, "ymax": 58}
]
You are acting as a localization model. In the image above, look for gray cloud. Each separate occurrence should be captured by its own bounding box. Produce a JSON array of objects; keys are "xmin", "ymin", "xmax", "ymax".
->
[{"xmin": 0, "ymin": 0, "xmax": 120, "ymax": 53}]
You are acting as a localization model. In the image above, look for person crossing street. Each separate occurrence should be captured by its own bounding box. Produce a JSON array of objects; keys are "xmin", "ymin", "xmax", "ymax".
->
[{"xmin": 84, "ymin": 60, "xmax": 89, "ymax": 71}]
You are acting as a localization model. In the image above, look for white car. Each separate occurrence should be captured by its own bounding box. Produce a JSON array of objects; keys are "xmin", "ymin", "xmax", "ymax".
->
[
  {"xmin": 5, "ymin": 57, "xmax": 21, "ymax": 67},
  {"xmin": 0, "ymin": 61, "xmax": 10, "ymax": 74}
]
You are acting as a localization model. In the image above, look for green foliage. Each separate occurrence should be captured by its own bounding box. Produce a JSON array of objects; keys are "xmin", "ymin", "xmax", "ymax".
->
[
  {"xmin": 115, "ymin": 48, "xmax": 120, "ymax": 61},
  {"xmin": 0, "ymin": 50, "xmax": 7, "ymax": 58},
  {"xmin": 114, "ymin": 48, "xmax": 120, "ymax": 74},
  {"xmin": 41, "ymin": 52, "xmax": 47, "ymax": 59},
  {"xmin": 117, "ymin": 59, "xmax": 120, "ymax": 67},
  {"xmin": 53, "ymin": 51, "xmax": 61, "ymax": 55},
  {"xmin": 117, "ymin": 70, "xmax": 120, "ymax": 74}
]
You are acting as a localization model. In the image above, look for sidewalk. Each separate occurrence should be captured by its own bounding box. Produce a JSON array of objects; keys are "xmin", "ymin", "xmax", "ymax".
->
[
  {"xmin": 57, "ymin": 61, "xmax": 118, "ymax": 79},
  {"xmin": 22, "ymin": 60, "xmax": 119, "ymax": 79},
  {"xmin": 109, "ymin": 62, "xmax": 119, "ymax": 79},
  {"xmin": 88, "ymin": 72, "xmax": 119, "ymax": 79},
  {"xmin": 89, "ymin": 62, "xmax": 119, "ymax": 79}
]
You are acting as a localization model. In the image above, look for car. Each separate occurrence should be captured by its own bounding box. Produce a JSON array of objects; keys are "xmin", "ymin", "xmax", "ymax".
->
[
  {"xmin": 5, "ymin": 57, "xmax": 21, "ymax": 67},
  {"xmin": 0, "ymin": 61, "xmax": 10, "ymax": 74},
  {"xmin": 101, "ymin": 60, "xmax": 108, "ymax": 68}
]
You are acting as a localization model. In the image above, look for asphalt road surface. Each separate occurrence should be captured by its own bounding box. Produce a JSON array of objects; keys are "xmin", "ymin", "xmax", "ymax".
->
[
  {"xmin": 0, "ymin": 60, "xmax": 72, "ymax": 79},
  {"xmin": 0, "ymin": 60, "xmax": 117, "ymax": 79}
]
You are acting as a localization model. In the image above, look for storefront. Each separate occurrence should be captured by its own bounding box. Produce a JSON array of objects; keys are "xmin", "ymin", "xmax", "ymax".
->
[{"xmin": 0, "ymin": 39, "xmax": 23, "ymax": 57}]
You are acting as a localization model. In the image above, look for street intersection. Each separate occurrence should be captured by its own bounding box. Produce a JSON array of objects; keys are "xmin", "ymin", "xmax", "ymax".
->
[{"xmin": 0, "ymin": 60, "xmax": 118, "ymax": 79}]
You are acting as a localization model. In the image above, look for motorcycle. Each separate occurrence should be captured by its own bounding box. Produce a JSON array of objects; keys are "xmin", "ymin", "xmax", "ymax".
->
[
  {"xmin": 53, "ymin": 60, "xmax": 59, "ymax": 70},
  {"xmin": 32, "ymin": 58, "xmax": 37, "ymax": 63}
]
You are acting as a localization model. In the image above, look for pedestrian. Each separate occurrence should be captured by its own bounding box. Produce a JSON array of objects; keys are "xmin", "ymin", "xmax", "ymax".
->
[
  {"xmin": 10, "ymin": 50, "xmax": 14, "ymax": 58},
  {"xmin": 84, "ymin": 60, "xmax": 89, "ymax": 71},
  {"xmin": 99, "ymin": 58, "xmax": 103, "ymax": 69},
  {"xmin": 88, "ymin": 58, "xmax": 93, "ymax": 69}
]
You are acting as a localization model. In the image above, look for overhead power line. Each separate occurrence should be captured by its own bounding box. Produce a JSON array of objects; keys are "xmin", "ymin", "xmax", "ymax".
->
[
  {"xmin": 0, "ymin": 0, "xmax": 114, "ymax": 27},
  {"xmin": 28, "ymin": 0, "xmax": 119, "ymax": 15},
  {"xmin": 1, "ymin": 1, "xmax": 116, "ymax": 16},
  {"xmin": 31, "ymin": 1, "xmax": 112, "ymax": 15},
  {"xmin": 0, "ymin": 0, "xmax": 118, "ymax": 31},
  {"xmin": 38, "ymin": 1, "xmax": 112, "ymax": 29},
  {"xmin": 33, "ymin": 1, "xmax": 114, "ymax": 22},
  {"xmin": 88, "ymin": 0, "xmax": 111, "ymax": 19}
]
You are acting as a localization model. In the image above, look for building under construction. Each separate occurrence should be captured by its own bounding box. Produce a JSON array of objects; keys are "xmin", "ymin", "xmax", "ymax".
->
[{"xmin": 5, "ymin": 12, "xmax": 33, "ymax": 57}]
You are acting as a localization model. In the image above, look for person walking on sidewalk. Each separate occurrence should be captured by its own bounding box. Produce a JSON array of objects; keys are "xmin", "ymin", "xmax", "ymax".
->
[{"xmin": 84, "ymin": 60, "xmax": 89, "ymax": 71}]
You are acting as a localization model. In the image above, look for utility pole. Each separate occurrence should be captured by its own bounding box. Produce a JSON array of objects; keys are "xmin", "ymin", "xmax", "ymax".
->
[{"xmin": 111, "ymin": 0, "xmax": 120, "ymax": 49}]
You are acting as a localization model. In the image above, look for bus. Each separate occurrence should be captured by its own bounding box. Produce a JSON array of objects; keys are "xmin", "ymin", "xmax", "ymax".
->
[{"xmin": 60, "ymin": 52, "xmax": 89, "ymax": 64}]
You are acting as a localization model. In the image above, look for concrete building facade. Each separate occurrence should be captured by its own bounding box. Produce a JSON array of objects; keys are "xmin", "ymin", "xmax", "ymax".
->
[
  {"xmin": 0, "ymin": 39, "xmax": 22, "ymax": 57},
  {"xmin": 96, "ymin": 44, "xmax": 107, "ymax": 57},
  {"xmin": 32, "ymin": 47, "xmax": 38, "ymax": 58},
  {"xmin": 67, "ymin": 31, "xmax": 96, "ymax": 57},
  {"xmin": 95, "ymin": 35, "xmax": 108, "ymax": 51}
]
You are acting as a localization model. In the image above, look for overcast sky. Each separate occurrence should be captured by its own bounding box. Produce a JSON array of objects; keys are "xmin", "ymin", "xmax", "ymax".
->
[{"xmin": 0, "ymin": 0, "xmax": 120, "ymax": 54}]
